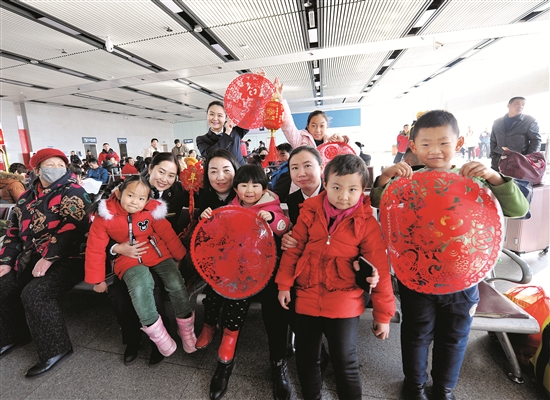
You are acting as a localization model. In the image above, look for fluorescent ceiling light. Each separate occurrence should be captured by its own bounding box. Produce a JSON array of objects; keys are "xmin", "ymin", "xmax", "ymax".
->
[
  {"xmin": 462, "ymin": 49, "xmax": 479, "ymax": 58},
  {"xmin": 189, "ymin": 83, "xmax": 201, "ymax": 89},
  {"xmin": 211, "ymin": 43, "xmax": 228, "ymax": 56},
  {"xmin": 160, "ymin": 0, "xmax": 182, "ymax": 13},
  {"xmin": 308, "ymin": 11, "xmax": 315, "ymax": 28},
  {"xmin": 38, "ymin": 17, "xmax": 80, "ymax": 35},
  {"xmin": 58, "ymin": 68, "xmax": 86, "ymax": 77},
  {"xmin": 308, "ymin": 28, "xmax": 318, "ymax": 43},
  {"xmin": 136, "ymin": 90, "xmax": 152, "ymax": 96},
  {"xmin": 382, "ymin": 58, "xmax": 393, "ymax": 67},
  {"xmin": 476, "ymin": 39, "xmax": 496, "ymax": 49},
  {"xmin": 0, "ymin": 78, "xmax": 34, "ymax": 87},
  {"xmin": 413, "ymin": 9, "xmax": 436, "ymax": 28},
  {"xmin": 129, "ymin": 57, "xmax": 152, "ymax": 68},
  {"xmin": 313, "ymin": 67, "xmax": 320, "ymax": 74},
  {"xmin": 165, "ymin": 98, "xmax": 178, "ymax": 103}
]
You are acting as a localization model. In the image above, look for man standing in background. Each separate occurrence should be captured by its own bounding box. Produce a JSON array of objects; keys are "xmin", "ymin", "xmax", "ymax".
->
[
  {"xmin": 393, "ymin": 124, "xmax": 410, "ymax": 163},
  {"xmin": 97, "ymin": 143, "xmax": 120, "ymax": 166},
  {"xmin": 478, "ymin": 127, "xmax": 490, "ymax": 159},
  {"xmin": 490, "ymin": 96, "xmax": 540, "ymax": 171}
]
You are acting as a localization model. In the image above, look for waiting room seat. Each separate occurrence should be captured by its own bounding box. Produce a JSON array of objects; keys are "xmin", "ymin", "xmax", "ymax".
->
[{"xmin": 471, "ymin": 248, "xmax": 540, "ymax": 383}]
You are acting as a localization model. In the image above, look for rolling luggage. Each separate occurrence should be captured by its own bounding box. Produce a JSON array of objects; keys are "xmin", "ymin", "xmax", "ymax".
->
[{"xmin": 504, "ymin": 183, "xmax": 550, "ymax": 254}]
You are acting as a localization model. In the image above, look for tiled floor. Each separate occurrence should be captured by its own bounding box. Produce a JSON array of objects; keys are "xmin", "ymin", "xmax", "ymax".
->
[{"xmin": 0, "ymin": 248, "xmax": 548, "ymax": 400}]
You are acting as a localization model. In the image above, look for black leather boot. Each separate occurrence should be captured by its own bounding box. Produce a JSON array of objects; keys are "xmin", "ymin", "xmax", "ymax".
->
[
  {"xmin": 271, "ymin": 359, "xmax": 291, "ymax": 400},
  {"xmin": 210, "ymin": 359, "xmax": 235, "ymax": 400},
  {"xmin": 124, "ymin": 343, "xmax": 140, "ymax": 365},
  {"xmin": 431, "ymin": 385, "xmax": 456, "ymax": 400},
  {"xmin": 402, "ymin": 379, "xmax": 428, "ymax": 400},
  {"xmin": 149, "ymin": 344, "xmax": 165, "ymax": 365}
]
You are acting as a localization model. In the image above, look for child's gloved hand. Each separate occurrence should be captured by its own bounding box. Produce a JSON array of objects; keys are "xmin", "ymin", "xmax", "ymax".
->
[
  {"xmin": 94, "ymin": 281, "xmax": 108, "ymax": 293},
  {"xmin": 372, "ymin": 320, "xmax": 390, "ymax": 340}
]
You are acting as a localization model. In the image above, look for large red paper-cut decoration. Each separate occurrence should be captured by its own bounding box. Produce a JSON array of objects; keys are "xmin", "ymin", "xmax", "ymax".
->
[
  {"xmin": 317, "ymin": 142, "xmax": 356, "ymax": 165},
  {"xmin": 224, "ymin": 74, "xmax": 275, "ymax": 129},
  {"xmin": 190, "ymin": 206, "xmax": 277, "ymax": 299},
  {"xmin": 380, "ymin": 171, "xmax": 503, "ymax": 295}
]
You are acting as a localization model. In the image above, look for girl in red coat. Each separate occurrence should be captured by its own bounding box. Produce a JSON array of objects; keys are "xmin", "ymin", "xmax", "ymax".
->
[
  {"xmin": 198, "ymin": 164, "xmax": 289, "ymax": 400},
  {"xmin": 276, "ymin": 154, "xmax": 396, "ymax": 400},
  {"xmin": 85, "ymin": 175, "xmax": 197, "ymax": 358}
]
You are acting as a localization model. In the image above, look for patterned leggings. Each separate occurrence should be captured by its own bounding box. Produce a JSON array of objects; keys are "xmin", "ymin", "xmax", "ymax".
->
[
  {"xmin": 202, "ymin": 285, "xmax": 250, "ymax": 331},
  {"xmin": 0, "ymin": 255, "xmax": 84, "ymax": 362}
]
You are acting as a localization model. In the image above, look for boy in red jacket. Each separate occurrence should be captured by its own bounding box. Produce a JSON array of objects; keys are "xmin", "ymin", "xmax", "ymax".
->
[{"xmin": 277, "ymin": 154, "xmax": 395, "ymax": 400}]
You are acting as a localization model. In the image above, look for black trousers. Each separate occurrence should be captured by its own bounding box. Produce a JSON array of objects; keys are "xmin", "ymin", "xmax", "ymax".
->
[
  {"xmin": 0, "ymin": 256, "xmax": 84, "ymax": 362},
  {"xmin": 202, "ymin": 277, "xmax": 289, "ymax": 362},
  {"xmin": 295, "ymin": 314, "xmax": 361, "ymax": 400},
  {"xmin": 107, "ymin": 272, "xmax": 170, "ymax": 346}
]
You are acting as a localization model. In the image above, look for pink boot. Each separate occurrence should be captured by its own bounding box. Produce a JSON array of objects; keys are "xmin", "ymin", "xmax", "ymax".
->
[
  {"xmin": 176, "ymin": 313, "xmax": 197, "ymax": 354},
  {"xmin": 141, "ymin": 316, "xmax": 176, "ymax": 357}
]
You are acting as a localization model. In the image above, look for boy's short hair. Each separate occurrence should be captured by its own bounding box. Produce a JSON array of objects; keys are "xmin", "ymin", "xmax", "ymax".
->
[
  {"xmin": 410, "ymin": 110, "xmax": 459, "ymax": 141},
  {"xmin": 9, "ymin": 162, "xmax": 27, "ymax": 174},
  {"xmin": 403, "ymin": 148, "xmax": 422, "ymax": 167},
  {"xmin": 88, "ymin": 157, "xmax": 98, "ymax": 164},
  {"xmin": 508, "ymin": 96, "xmax": 525, "ymax": 104},
  {"xmin": 323, "ymin": 154, "xmax": 369, "ymax": 189},
  {"xmin": 276, "ymin": 143, "xmax": 293, "ymax": 153},
  {"xmin": 151, "ymin": 138, "xmax": 158, "ymax": 143},
  {"xmin": 233, "ymin": 164, "xmax": 268, "ymax": 190}
]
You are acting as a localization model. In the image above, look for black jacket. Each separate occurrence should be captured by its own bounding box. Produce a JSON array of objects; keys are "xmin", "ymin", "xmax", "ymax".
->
[
  {"xmin": 490, "ymin": 113, "xmax": 540, "ymax": 157},
  {"xmin": 196, "ymin": 126, "xmax": 248, "ymax": 165}
]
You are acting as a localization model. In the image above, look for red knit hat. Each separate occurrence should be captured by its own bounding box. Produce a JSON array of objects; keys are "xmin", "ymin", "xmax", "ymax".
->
[{"xmin": 30, "ymin": 148, "xmax": 69, "ymax": 169}]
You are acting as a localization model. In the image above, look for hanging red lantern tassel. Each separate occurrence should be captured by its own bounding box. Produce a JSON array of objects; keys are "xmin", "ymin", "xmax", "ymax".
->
[{"xmin": 263, "ymin": 98, "xmax": 284, "ymax": 163}]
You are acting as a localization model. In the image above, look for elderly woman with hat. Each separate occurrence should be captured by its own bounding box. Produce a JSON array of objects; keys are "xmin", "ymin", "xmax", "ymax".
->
[{"xmin": 0, "ymin": 148, "xmax": 92, "ymax": 377}]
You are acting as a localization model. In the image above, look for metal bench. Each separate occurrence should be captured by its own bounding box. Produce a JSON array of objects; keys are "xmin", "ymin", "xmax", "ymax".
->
[{"xmin": 471, "ymin": 248, "xmax": 540, "ymax": 383}]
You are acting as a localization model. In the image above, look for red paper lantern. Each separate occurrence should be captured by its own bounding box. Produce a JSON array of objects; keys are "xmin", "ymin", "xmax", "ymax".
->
[{"xmin": 263, "ymin": 99, "xmax": 284, "ymax": 132}]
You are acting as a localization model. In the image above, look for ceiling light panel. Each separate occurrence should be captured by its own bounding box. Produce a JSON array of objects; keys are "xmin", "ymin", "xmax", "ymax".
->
[
  {"xmin": 46, "ymin": 49, "xmax": 151, "ymax": 80},
  {"xmin": 0, "ymin": 65, "xmax": 90, "ymax": 88},
  {"xmin": 422, "ymin": 1, "xmax": 541, "ymax": 34},
  {"xmin": 21, "ymin": 0, "xmax": 186, "ymax": 43},
  {"xmin": 119, "ymin": 34, "xmax": 223, "ymax": 71},
  {"xmin": 0, "ymin": 10, "xmax": 95, "ymax": 60},
  {"xmin": 322, "ymin": 0, "xmax": 426, "ymax": 47}
]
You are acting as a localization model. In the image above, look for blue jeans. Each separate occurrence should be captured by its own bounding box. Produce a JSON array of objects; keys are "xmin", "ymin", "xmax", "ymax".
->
[
  {"xmin": 122, "ymin": 259, "xmax": 192, "ymax": 326},
  {"xmin": 399, "ymin": 281, "xmax": 479, "ymax": 388},
  {"xmin": 295, "ymin": 314, "xmax": 361, "ymax": 400}
]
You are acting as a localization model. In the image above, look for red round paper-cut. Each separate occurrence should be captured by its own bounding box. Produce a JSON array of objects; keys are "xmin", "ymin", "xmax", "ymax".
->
[
  {"xmin": 317, "ymin": 142, "xmax": 356, "ymax": 165},
  {"xmin": 380, "ymin": 170, "xmax": 503, "ymax": 295},
  {"xmin": 224, "ymin": 74, "xmax": 275, "ymax": 129},
  {"xmin": 190, "ymin": 206, "xmax": 277, "ymax": 299}
]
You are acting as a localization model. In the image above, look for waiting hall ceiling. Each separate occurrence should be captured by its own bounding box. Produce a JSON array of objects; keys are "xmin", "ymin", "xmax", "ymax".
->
[{"xmin": 1, "ymin": 0, "xmax": 548, "ymax": 122}]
